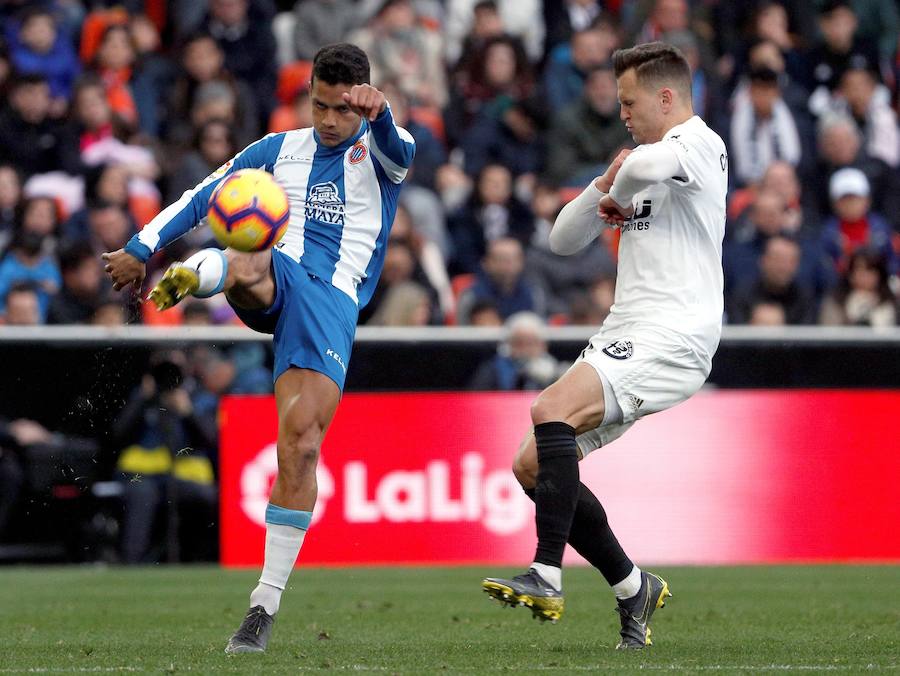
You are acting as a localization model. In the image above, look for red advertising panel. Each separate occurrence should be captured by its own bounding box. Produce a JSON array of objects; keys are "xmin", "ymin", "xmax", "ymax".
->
[{"xmin": 220, "ymin": 391, "xmax": 900, "ymax": 567}]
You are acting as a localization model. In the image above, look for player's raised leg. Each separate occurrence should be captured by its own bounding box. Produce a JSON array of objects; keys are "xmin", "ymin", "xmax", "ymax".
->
[
  {"xmin": 225, "ymin": 367, "xmax": 341, "ymax": 654},
  {"xmin": 149, "ymin": 247, "xmax": 273, "ymax": 311}
]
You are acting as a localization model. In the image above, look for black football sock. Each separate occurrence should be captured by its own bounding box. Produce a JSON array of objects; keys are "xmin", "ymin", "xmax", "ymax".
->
[
  {"xmin": 532, "ymin": 421, "xmax": 580, "ymax": 568},
  {"xmin": 524, "ymin": 483, "xmax": 633, "ymax": 586}
]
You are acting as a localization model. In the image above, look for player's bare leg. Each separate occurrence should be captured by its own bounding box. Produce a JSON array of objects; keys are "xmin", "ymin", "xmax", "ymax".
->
[
  {"xmin": 226, "ymin": 367, "xmax": 341, "ymax": 654},
  {"xmin": 149, "ymin": 248, "xmax": 274, "ymax": 311}
]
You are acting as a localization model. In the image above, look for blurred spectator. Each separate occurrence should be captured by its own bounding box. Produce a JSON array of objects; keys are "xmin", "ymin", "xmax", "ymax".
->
[
  {"xmin": 89, "ymin": 23, "xmax": 140, "ymax": 130},
  {"xmin": 182, "ymin": 300, "xmax": 212, "ymax": 326},
  {"xmin": 831, "ymin": 66, "xmax": 899, "ymax": 168},
  {"xmin": 128, "ymin": 14, "xmax": 177, "ymax": 138},
  {"xmin": 113, "ymin": 352, "xmax": 218, "ymax": 563},
  {"xmin": 0, "ymin": 212, "xmax": 62, "ymax": 320},
  {"xmin": 469, "ymin": 298, "xmax": 503, "ymax": 326},
  {"xmin": 456, "ymin": 237, "xmax": 546, "ymax": 323},
  {"xmin": 544, "ymin": 0, "xmax": 603, "ymax": 55},
  {"xmin": 380, "ymin": 81, "xmax": 447, "ymax": 191},
  {"xmin": 728, "ymin": 160, "xmax": 820, "ymax": 238},
  {"xmin": 545, "ymin": 65, "xmax": 630, "ymax": 186},
  {"xmin": 448, "ymin": 0, "xmax": 505, "ymax": 72},
  {"xmin": 632, "ymin": 0, "xmax": 690, "ymax": 45},
  {"xmin": 360, "ymin": 237, "xmax": 440, "ymax": 325},
  {"xmin": 543, "ymin": 21, "xmax": 619, "ymax": 113},
  {"xmin": 812, "ymin": 113, "xmax": 900, "ymax": 227},
  {"xmin": 166, "ymin": 32, "xmax": 260, "ymax": 151},
  {"xmin": 166, "ymin": 119, "xmax": 237, "ymax": 206},
  {"xmin": 6, "ymin": 6, "xmax": 80, "ymax": 109},
  {"xmin": 819, "ymin": 247, "xmax": 898, "ymax": 327},
  {"xmin": 448, "ymin": 163, "xmax": 534, "ymax": 274},
  {"xmin": 806, "ymin": 0, "xmax": 880, "ymax": 115},
  {"xmin": 82, "ymin": 201, "xmax": 135, "ymax": 258},
  {"xmin": 468, "ymin": 311, "xmax": 564, "ymax": 390},
  {"xmin": 368, "ymin": 281, "xmax": 433, "ymax": 326},
  {"xmin": 568, "ymin": 274, "xmax": 616, "ymax": 325},
  {"xmin": 0, "ymin": 74, "xmax": 64, "ymax": 178},
  {"xmin": 729, "ymin": 67, "xmax": 803, "ymax": 186},
  {"xmin": 92, "ymin": 298, "xmax": 127, "ymax": 326},
  {"xmin": 728, "ymin": 235, "xmax": 816, "ymax": 324},
  {"xmin": 292, "ymin": 0, "xmax": 359, "ymax": 61},
  {"xmin": 452, "ymin": 37, "xmax": 543, "ymax": 177},
  {"xmin": 203, "ymin": 0, "xmax": 278, "ymax": 124},
  {"xmin": 820, "ymin": 168, "xmax": 895, "ymax": 273},
  {"xmin": 387, "ymin": 203, "xmax": 452, "ymax": 318},
  {"xmin": 3, "ymin": 282, "xmax": 42, "ymax": 325},
  {"xmin": 526, "ymin": 184, "xmax": 616, "ymax": 315},
  {"xmin": 47, "ymin": 242, "xmax": 106, "ymax": 324},
  {"xmin": 725, "ymin": 188, "xmax": 792, "ymax": 293},
  {"xmin": 844, "ymin": 0, "xmax": 899, "ymax": 63},
  {"xmin": 739, "ymin": 38, "xmax": 810, "ymax": 119},
  {"xmin": 445, "ymin": 0, "xmax": 544, "ymax": 64},
  {"xmin": 748, "ymin": 300, "xmax": 787, "ymax": 326},
  {"xmin": 58, "ymin": 75, "xmax": 128, "ymax": 176},
  {"xmin": 350, "ymin": 0, "xmax": 447, "ymax": 108},
  {"xmin": 0, "ymin": 164, "xmax": 22, "ymax": 249}
]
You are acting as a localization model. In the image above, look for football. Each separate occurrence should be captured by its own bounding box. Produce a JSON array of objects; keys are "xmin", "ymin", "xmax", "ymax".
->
[{"xmin": 207, "ymin": 169, "xmax": 290, "ymax": 252}]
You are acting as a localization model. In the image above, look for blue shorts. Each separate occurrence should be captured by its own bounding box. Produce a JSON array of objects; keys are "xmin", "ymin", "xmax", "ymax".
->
[{"xmin": 229, "ymin": 250, "xmax": 358, "ymax": 390}]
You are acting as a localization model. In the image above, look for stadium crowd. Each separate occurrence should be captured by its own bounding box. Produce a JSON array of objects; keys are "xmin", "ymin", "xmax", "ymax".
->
[
  {"xmin": 1, "ymin": 0, "xmax": 899, "ymax": 563},
  {"xmin": 0, "ymin": 0, "xmax": 897, "ymax": 335}
]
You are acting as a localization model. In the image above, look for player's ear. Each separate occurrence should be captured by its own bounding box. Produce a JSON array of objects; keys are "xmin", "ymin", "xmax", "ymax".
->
[{"xmin": 659, "ymin": 87, "xmax": 674, "ymax": 111}]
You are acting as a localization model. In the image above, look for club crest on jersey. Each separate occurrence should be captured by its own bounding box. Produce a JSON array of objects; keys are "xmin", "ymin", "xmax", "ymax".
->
[
  {"xmin": 602, "ymin": 339, "xmax": 634, "ymax": 360},
  {"xmin": 348, "ymin": 141, "xmax": 368, "ymax": 164},
  {"xmin": 305, "ymin": 181, "xmax": 345, "ymax": 225}
]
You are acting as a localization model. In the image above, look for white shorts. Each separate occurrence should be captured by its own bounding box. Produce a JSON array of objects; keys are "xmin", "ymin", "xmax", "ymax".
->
[{"xmin": 572, "ymin": 323, "xmax": 709, "ymax": 457}]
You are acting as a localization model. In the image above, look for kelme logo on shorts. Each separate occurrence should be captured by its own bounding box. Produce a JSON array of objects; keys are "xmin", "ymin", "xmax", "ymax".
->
[{"xmin": 602, "ymin": 339, "xmax": 633, "ymax": 360}]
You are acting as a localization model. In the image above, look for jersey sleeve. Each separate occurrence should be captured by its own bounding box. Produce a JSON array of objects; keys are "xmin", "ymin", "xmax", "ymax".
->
[
  {"xmin": 367, "ymin": 104, "xmax": 416, "ymax": 185},
  {"xmin": 660, "ymin": 132, "xmax": 721, "ymax": 192},
  {"xmin": 123, "ymin": 133, "xmax": 286, "ymax": 262}
]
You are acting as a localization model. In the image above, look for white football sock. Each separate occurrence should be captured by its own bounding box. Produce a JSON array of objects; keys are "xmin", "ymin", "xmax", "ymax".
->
[
  {"xmin": 249, "ymin": 522, "xmax": 307, "ymax": 615},
  {"xmin": 530, "ymin": 561, "xmax": 562, "ymax": 592},
  {"xmin": 182, "ymin": 248, "xmax": 227, "ymax": 298},
  {"xmin": 612, "ymin": 564, "xmax": 643, "ymax": 600}
]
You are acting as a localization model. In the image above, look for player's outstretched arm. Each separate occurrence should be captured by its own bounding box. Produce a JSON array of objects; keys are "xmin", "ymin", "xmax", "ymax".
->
[
  {"xmin": 344, "ymin": 84, "xmax": 415, "ymax": 184},
  {"xmin": 117, "ymin": 133, "xmax": 286, "ymax": 267},
  {"xmin": 549, "ymin": 149, "xmax": 631, "ymax": 255}
]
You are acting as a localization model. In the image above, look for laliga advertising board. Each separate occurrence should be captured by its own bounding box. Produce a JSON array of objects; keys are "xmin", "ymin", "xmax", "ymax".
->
[{"xmin": 220, "ymin": 391, "xmax": 900, "ymax": 567}]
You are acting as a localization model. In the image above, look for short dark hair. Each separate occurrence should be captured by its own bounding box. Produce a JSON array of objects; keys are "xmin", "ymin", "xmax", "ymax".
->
[
  {"xmin": 312, "ymin": 43, "xmax": 370, "ymax": 86},
  {"xmin": 613, "ymin": 42, "xmax": 691, "ymax": 96}
]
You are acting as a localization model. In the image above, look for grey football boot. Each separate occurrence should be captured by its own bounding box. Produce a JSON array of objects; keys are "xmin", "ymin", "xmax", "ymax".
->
[
  {"xmin": 615, "ymin": 571, "xmax": 672, "ymax": 649},
  {"xmin": 482, "ymin": 568, "xmax": 564, "ymax": 622},
  {"xmin": 224, "ymin": 605, "xmax": 276, "ymax": 654}
]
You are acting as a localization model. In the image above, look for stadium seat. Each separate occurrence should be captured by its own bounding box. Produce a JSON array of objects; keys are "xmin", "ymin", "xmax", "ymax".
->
[
  {"xmin": 277, "ymin": 61, "xmax": 313, "ymax": 106},
  {"xmin": 409, "ymin": 106, "xmax": 446, "ymax": 144}
]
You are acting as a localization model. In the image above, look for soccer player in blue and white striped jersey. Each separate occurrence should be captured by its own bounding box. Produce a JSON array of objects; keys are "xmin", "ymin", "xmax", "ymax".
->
[{"xmin": 103, "ymin": 43, "xmax": 415, "ymax": 654}]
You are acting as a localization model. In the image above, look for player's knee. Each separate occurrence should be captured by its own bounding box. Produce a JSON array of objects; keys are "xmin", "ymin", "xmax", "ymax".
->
[
  {"xmin": 277, "ymin": 423, "xmax": 322, "ymax": 486},
  {"xmin": 530, "ymin": 392, "xmax": 564, "ymax": 426},
  {"xmin": 512, "ymin": 454, "xmax": 537, "ymax": 488}
]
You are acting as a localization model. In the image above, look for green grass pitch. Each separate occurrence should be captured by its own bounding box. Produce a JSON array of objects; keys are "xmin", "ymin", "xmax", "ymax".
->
[{"xmin": 2, "ymin": 565, "xmax": 898, "ymax": 674}]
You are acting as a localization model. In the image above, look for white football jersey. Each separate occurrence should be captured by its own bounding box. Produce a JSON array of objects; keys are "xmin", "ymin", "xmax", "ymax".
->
[{"xmin": 606, "ymin": 115, "xmax": 728, "ymax": 370}]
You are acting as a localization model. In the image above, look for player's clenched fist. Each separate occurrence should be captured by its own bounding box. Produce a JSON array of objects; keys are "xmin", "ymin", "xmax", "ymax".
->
[
  {"xmin": 102, "ymin": 249, "xmax": 145, "ymax": 291},
  {"xmin": 342, "ymin": 84, "xmax": 387, "ymax": 122},
  {"xmin": 597, "ymin": 194, "xmax": 634, "ymax": 226}
]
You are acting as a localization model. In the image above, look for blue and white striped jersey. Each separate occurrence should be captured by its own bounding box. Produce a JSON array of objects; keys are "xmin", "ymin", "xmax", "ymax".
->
[{"xmin": 124, "ymin": 107, "xmax": 415, "ymax": 307}]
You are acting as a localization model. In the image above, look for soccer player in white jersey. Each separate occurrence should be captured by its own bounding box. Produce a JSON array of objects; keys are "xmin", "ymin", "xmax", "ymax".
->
[
  {"xmin": 482, "ymin": 42, "xmax": 728, "ymax": 649},
  {"xmin": 103, "ymin": 44, "xmax": 415, "ymax": 654}
]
